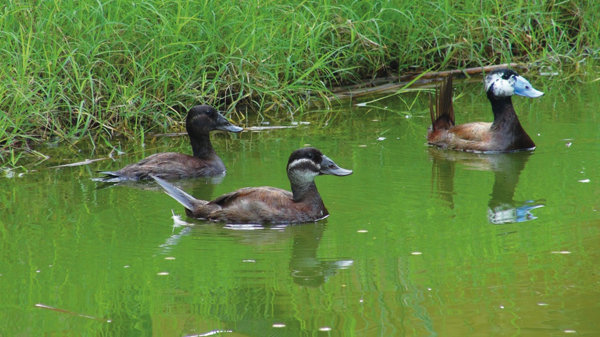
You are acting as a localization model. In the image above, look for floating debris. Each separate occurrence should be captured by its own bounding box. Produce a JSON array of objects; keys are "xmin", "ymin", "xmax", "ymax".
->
[
  {"xmin": 171, "ymin": 210, "xmax": 192, "ymax": 227},
  {"xmin": 3, "ymin": 168, "xmax": 26, "ymax": 178},
  {"xmin": 35, "ymin": 303, "xmax": 111, "ymax": 322},
  {"xmin": 185, "ymin": 330, "xmax": 234, "ymax": 337}
]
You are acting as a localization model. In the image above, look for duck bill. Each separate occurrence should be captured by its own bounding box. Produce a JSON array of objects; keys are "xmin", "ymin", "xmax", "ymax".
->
[
  {"xmin": 215, "ymin": 112, "xmax": 244, "ymax": 133},
  {"xmin": 319, "ymin": 155, "xmax": 353, "ymax": 176},
  {"xmin": 514, "ymin": 76, "xmax": 544, "ymax": 98}
]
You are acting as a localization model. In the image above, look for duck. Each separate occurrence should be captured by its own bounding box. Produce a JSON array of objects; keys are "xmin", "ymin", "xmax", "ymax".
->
[
  {"xmin": 427, "ymin": 69, "xmax": 544, "ymax": 152},
  {"xmin": 151, "ymin": 147, "xmax": 353, "ymax": 224},
  {"xmin": 98, "ymin": 105, "xmax": 243, "ymax": 182}
]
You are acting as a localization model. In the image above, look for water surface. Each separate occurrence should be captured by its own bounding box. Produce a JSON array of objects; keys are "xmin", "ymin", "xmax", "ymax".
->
[{"xmin": 1, "ymin": 76, "xmax": 599, "ymax": 336}]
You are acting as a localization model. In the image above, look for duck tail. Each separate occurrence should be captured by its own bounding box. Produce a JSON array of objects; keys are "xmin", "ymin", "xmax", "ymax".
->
[
  {"xmin": 430, "ymin": 75, "xmax": 455, "ymax": 131},
  {"xmin": 151, "ymin": 175, "xmax": 204, "ymax": 211}
]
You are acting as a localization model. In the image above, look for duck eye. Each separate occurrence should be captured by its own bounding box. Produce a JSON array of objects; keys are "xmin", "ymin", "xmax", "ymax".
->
[{"xmin": 526, "ymin": 85, "xmax": 530, "ymax": 89}]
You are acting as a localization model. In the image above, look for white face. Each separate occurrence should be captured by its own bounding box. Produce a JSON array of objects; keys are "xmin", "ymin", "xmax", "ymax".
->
[
  {"xmin": 484, "ymin": 72, "xmax": 516, "ymax": 97},
  {"xmin": 485, "ymin": 72, "xmax": 544, "ymax": 98},
  {"xmin": 287, "ymin": 158, "xmax": 319, "ymax": 182}
]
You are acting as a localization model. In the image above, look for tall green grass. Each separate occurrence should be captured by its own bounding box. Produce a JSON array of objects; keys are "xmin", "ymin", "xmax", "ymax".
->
[{"xmin": 1, "ymin": 0, "xmax": 598, "ymax": 166}]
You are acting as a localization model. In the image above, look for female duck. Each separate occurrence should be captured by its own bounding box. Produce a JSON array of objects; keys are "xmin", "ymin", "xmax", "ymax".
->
[
  {"xmin": 99, "ymin": 105, "xmax": 243, "ymax": 182},
  {"xmin": 428, "ymin": 69, "xmax": 544, "ymax": 152},
  {"xmin": 152, "ymin": 147, "xmax": 353, "ymax": 224}
]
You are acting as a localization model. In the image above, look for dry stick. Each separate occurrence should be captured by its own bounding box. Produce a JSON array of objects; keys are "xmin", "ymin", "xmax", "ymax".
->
[
  {"xmin": 330, "ymin": 63, "xmax": 527, "ymax": 101},
  {"xmin": 152, "ymin": 125, "xmax": 299, "ymax": 137},
  {"xmin": 398, "ymin": 63, "xmax": 526, "ymax": 82},
  {"xmin": 48, "ymin": 157, "xmax": 109, "ymax": 168}
]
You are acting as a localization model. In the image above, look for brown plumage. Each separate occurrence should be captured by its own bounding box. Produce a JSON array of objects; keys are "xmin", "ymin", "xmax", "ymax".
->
[
  {"xmin": 152, "ymin": 147, "xmax": 353, "ymax": 224},
  {"xmin": 427, "ymin": 69, "xmax": 543, "ymax": 152},
  {"xmin": 97, "ymin": 105, "xmax": 242, "ymax": 182}
]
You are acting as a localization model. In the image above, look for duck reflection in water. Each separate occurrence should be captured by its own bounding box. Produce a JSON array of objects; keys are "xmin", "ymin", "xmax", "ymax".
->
[
  {"xmin": 159, "ymin": 219, "xmax": 352, "ymax": 288},
  {"xmin": 288, "ymin": 223, "xmax": 353, "ymax": 287},
  {"xmin": 429, "ymin": 148, "xmax": 545, "ymax": 224}
]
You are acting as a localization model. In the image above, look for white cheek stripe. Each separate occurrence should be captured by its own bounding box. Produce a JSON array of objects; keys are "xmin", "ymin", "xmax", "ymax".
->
[{"xmin": 287, "ymin": 158, "xmax": 319, "ymax": 171}]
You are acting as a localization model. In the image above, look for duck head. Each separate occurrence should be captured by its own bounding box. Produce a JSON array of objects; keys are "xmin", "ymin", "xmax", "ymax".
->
[
  {"xmin": 186, "ymin": 105, "xmax": 243, "ymax": 135},
  {"xmin": 484, "ymin": 69, "xmax": 544, "ymax": 99},
  {"xmin": 287, "ymin": 147, "xmax": 353, "ymax": 184}
]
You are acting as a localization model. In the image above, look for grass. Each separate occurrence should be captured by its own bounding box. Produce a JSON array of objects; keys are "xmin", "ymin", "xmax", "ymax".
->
[{"xmin": 1, "ymin": 0, "xmax": 599, "ymax": 167}]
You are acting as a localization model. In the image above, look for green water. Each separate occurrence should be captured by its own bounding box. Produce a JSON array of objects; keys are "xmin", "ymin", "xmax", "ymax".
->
[{"xmin": 1, "ymin": 78, "xmax": 599, "ymax": 336}]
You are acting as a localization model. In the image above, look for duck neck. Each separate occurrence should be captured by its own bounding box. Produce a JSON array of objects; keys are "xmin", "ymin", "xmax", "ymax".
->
[
  {"xmin": 291, "ymin": 181, "xmax": 324, "ymax": 206},
  {"xmin": 488, "ymin": 96, "xmax": 526, "ymax": 132},
  {"xmin": 488, "ymin": 94, "xmax": 535, "ymax": 150},
  {"xmin": 189, "ymin": 133, "xmax": 215, "ymax": 159},
  {"xmin": 489, "ymin": 96, "xmax": 516, "ymax": 128}
]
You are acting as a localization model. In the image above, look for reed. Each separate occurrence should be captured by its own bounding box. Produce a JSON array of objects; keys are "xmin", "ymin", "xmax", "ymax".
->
[{"xmin": 1, "ymin": 0, "xmax": 598, "ymax": 167}]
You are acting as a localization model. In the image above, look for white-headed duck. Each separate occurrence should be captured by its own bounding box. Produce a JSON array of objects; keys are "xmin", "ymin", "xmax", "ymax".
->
[{"xmin": 428, "ymin": 69, "xmax": 543, "ymax": 152}]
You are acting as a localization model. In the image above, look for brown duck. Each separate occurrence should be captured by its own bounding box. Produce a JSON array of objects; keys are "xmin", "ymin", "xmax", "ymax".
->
[
  {"xmin": 98, "ymin": 105, "xmax": 242, "ymax": 182},
  {"xmin": 152, "ymin": 147, "xmax": 353, "ymax": 224}
]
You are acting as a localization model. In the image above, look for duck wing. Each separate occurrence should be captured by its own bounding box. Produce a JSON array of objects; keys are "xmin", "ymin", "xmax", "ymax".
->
[
  {"xmin": 207, "ymin": 187, "xmax": 319, "ymax": 224},
  {"xmin": 449, "ymin": 122, "xmax": 493, "ymax": 142},
  {"xmin": 99, "ymin": 152, "xmax": 224, "ymax": 181}
]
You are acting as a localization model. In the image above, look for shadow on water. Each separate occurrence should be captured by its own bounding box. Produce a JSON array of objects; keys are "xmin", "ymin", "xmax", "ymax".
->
[{"xmin": 428, "ymin": 148, "xmax": 545, "ymax": 224}]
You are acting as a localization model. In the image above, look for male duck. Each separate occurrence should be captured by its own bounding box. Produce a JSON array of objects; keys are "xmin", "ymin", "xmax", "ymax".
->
[
  {"xmin": 427, "ymin": 69, "xmax": 544, "ymax": 152},
  {"xmin": 98, "ymin": 105, "xmax": 243, "ymax": 182},
  {"xmin": 151, "ymin": 147, "xmax": 353, "ymax": 224}
]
